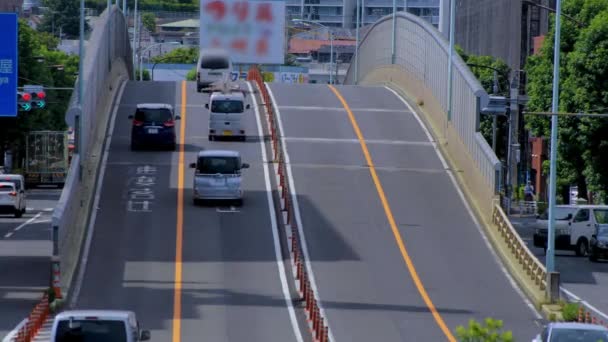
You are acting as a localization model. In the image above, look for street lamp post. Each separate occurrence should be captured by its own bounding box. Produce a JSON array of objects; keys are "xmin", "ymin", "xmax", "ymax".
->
[
  {"xmin": 139, "ymin": 42, "xmax": 180, "ymax": 81},
  {"xmin": 391, "ymin": 0, "xmax": 396, "ymax": 64},
  {"xmin": 355, "ymin": 0, "xmax": 360, "ymax": 84},
  {"xmin": 133, "ymin": 0, "xmax": 139, "ymax": 80},
  {"xmin": 546, "ymin": 0, "xmax": 563, "ymax": 300},
  {"xmin": 447, "ymin": 0, "xmax": 456, "ymax": 122},
  {"xmin": 77, "ymin": 0, "xmax": 85, "ymax": 181}
]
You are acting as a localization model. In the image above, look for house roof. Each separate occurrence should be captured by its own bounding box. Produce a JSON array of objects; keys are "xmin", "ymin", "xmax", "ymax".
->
[
  {"xmin": 159, "ymin": 19, "xmax": 200, "ymax": 29},
  {"xmin": 288, "ymin": 38, "xmax": 357, "ymax": 54}
]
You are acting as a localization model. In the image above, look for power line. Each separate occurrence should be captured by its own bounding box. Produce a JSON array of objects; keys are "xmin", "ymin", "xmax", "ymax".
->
[{"xmin": 523, "ymin": 111, "xmax": 608, "ymax": 118}]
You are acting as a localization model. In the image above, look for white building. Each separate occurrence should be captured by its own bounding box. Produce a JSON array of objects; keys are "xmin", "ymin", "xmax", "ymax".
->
[{"xmin": 286, "ymin": 0, "xmax": 443, "ymax": 29}]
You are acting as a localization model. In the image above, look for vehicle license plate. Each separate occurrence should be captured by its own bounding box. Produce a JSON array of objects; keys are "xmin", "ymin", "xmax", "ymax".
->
[{"xmin": 147, "ymin": 128, "xmax": 158, "ymax": 134}]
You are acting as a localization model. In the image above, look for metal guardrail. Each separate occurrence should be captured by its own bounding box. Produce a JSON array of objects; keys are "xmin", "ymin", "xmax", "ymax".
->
[
  {"xmin": 492, "ymin": 203, "xmax": 547, "ymax": 291},
  {"xmin": 52, "ymin": 4, "xmax": 133, "ymax": 303},
  {"xmin": 344, "ymin": 11, "xmax": 501, "ymax": 200}
]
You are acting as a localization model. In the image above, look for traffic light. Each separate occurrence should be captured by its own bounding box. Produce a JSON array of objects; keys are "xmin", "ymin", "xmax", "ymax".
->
[
  {"xmin": 18, "ymin": 92, "xmax": 32, "ymax": 111},
  {"xmin": 16, "ymin": 88, "xmax": 46, "ymax": 111},
  {"xmin": 31, "ymin": 91, "xmax": 46, "ymax": 109}
]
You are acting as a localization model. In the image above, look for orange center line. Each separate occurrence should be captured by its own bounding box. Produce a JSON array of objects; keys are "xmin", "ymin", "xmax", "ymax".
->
[
  {"xmin": 328, "ymin": 84, "xmax": 457, "ymax": 342},
  {"xmin": 172, "ymin": 80, "xmax": 186, "ymax": 342}
]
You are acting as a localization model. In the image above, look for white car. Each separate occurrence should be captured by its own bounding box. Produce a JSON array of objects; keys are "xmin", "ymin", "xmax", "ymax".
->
[
  {"xmin": 0, "ymin": 181, "xmax": 25, "ymax": 218},
  {"xmin": 532, "ymin": 322, "xmax": 608, "ymax": 341},
  {"xmin": 50, "ymin": 310, "xmax": 150, "ymax": 342}
]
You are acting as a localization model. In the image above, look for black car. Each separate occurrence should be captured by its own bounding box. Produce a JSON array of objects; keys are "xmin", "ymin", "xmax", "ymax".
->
[
  {"xmin": 128, "ymin": 103, "xmax": 180, "ymax": 150},
  {"xmin": 589, "ymin": 224, "xmax": 608, "ymax": 262}
]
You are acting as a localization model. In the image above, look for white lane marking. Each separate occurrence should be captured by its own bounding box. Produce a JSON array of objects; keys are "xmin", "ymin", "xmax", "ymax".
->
[
  {"xmin": 267, "ymin": 83, "xmax": 335, "ymax": 342},
  {"xmin": 384, "ymin": 85, "xmax": 543, "ymax": 320},
  {"xmin": 278, "ymin": 105, "xmax": 411, "ymax": 113},
  {"xmin": 3, "ymin": 212, "xmax": 43, "ymax": 238},
  {"xmin": 283, "ymin": 136, "xmax": 434, "ymax": 146},
  {"xmin": 69, "ymin": 79, "xmax": 128, "ymax": 308},
  {"xmin": 248, "ymin": 81, "xmax": 304, "ymax": 342},
  {"xmin": 2, "ymin": 317, "xmax": 27, "ymax": 342},
  {"xmin": 25, "ymin": 208, "xmax": 54, "ymax": 212},
  {"xmin": 215, "ymin": 207, "xmax": 240, "ymax": 213}
]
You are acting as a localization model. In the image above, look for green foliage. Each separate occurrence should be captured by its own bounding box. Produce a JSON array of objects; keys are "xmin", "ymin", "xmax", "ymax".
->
[
  {"xmin": 39, "ymin": 0, "xmax": 90, "ymax": 38},
  {"xmin": 456, "ymin": 47, "xmax": 511, "ymax": 161},
  {"xmin": 455, "ymin": 318, "xmax": 514, "ymax": 342},
  {"xmin": 562, "ymin": 303, "xmax": 582, "ymax": 321},
  {"xmin": 85, "ymin": 0, "xmax": 198, "ymax": 12},
  {"xmin": 136, "ymin": 69, "xmax": 151, "ymax": 81},
  {"xmin": 285, "ymin": 53, "xmax": 297, "ymax": 66},
  {"xmin": 186, "ymin": 68, "xmax": 196, "ymax": 81},
  {"xmin": 525, "ymin": 0, "xmax": 608, "ymax": 203},
  {"xmin": 151, "ymin": 47, "xmax": 197, "ymax": 64},
  {"xmin": 0, "ymin": 19, "xmax": 78, "ymax": 168},
  {"xmin": 142, "ymin": 13, "xmax": 156, "ymax": 33}
]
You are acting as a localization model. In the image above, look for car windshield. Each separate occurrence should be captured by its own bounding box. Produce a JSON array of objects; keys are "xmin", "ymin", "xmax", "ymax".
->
[
  {"xmin": 540, "ymin": 207, "xmax": 575, "ymax": 220},
  {"xmin": 201, "ymin": 56, "xmax": 229, "ymax": 69},
  {"xmin": 0, "ymin": 184, "xmax": 15, "ymax": 192},
  {"xmin": 211, "ymin": 100, "xmax": 244, "ymax": 113},
  {"xmin": 197, "ymin": 156, "xmax": 240, "ymax": 174},
  {"xmin": 134, "ymin": 108, "xmax": 172, "ymax": 123},
  {"xmin": 55, "ymin": 319, "xmax": 128, "ymax": 342},
  {"xmin": 594, "ymin": 209, "xmax": 608, "ymax": 224},
  {"xmin": 0, "ymin": 179, "xmax": 19, "ymax": 189},
  {"xmin": 550, "ymin": 327, "xmax": 608, "ymax": 341}
]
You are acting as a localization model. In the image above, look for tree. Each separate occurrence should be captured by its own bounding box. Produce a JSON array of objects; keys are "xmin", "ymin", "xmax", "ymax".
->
[
  {"xmin": 151, "ymin": 47, "xmax": 197, "ymax": 64},
  {"xmin": 455, "ymin": 318, "xmax": 514, "ymax": 342},
  {"xmin": 456, "ymin": 46, "xmax": 512, "ymax": 162},
  {"xmin": 0, "ymin": 20, "xmax": 78, "ymax": 169},
  {"xmin": 525, "ymin": 0, "xmax": 608, "ymax": 203},
  {"xmin": 142, "ymin": 13, "xmax": 156, "ymax": 33},
  {"xmin": 39, "ymin": 0, "xmax": 90, "ymax": 38}
]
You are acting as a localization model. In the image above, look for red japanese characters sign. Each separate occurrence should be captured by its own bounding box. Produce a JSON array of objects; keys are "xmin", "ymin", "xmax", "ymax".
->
[{"xmin": 200, "ymin": 0, "xmax": 285, "ymax": 64}]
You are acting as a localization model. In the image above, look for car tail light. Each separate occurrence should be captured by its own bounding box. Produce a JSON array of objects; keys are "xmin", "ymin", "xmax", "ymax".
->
[
  {"xmin": 133, "ymin": 119, "xmax": 144, "ymax": 127},
  {"xmin": 164, "ymin": 119, "xmax": 175, "ymax": 127},
  {"xmin": 8, "ymin": 191, "xmax": 16, "ymax": 197}
]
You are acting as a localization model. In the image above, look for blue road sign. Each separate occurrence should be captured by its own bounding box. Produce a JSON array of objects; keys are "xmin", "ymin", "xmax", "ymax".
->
[{"xmin": 0, "ymin": 13, "xmax": 18, "ymax": 118}]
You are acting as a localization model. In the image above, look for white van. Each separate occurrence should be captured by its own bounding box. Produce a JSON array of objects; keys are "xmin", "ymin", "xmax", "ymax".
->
[
  {"xmin": 206, "ymin": 90, "xmax": 250, "ymax": 141},
  {"xmin": 0, "ymin": 174, "xmax": 26, "ymax": 217},
  {"xmin": 50, "ymin": 310, "xmax": 150, "ymax": 342},
  {"xmin": 533, "ymin": 205, "xmax": 608, "ymax": 256},
  {"xmin": 196, "ymin": 48, "xmax": 232, "ymax": 92}
]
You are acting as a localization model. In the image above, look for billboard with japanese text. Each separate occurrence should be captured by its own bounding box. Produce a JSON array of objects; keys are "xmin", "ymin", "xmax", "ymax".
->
[
  {"xmin": 0, "ymin": 13, "xmax": 18, "ymax": 117},
  {"xmin": 200, "ymin": 0, "xmax": 286, "ymax": 65}
]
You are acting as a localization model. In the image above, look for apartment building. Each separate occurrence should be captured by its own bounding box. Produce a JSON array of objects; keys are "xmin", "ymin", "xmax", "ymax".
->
[{"xmin": 286, "ymin": 0, "xmax": 441, "ymax": 29}]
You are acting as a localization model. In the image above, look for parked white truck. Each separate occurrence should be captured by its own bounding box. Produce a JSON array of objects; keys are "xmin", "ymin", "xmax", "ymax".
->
[{"xmin": 533, "ymin": 205, "xmax": 608, "ymax": 256}]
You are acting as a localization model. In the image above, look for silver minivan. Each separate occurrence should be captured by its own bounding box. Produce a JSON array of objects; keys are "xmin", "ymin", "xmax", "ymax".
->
[
  {"xmin": 206, "ymin": 90, "xmax": 250, "ymax": 141},
  {"xmin": 189, "ymin": 150, "xmax": 249, "ymax": 206},
  {"xmin": 50, "ymin": 310, "xmax": 150, "ymax": 342},
  {"xmin": 196, "ymin": 48, "xmax": 232, "ymax": 92}
]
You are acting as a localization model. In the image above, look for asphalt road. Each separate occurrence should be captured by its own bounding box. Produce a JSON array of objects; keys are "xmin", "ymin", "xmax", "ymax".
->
[
  {"xmin": 75, "ymin": 81, "xmax": 301, "ymax": 342},
  {"xmin": 267, "ymin": 83, "xmax": 542, "ymax": 341},
  {"xmin": 0, "ymin": 188, "xmax": 59, "ymax": 339},
  {"xmin": 511, "ymin": 215, "xmax": 608, "ymax": 316}
]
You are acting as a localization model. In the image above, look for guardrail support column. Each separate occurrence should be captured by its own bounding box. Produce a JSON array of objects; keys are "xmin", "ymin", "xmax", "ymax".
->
[{"xmin": 546, "ymin": 272, "xmax": 560, "ymax": 303}]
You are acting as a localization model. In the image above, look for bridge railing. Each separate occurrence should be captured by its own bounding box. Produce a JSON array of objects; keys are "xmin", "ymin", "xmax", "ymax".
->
[
  {"xmin": 345, "ymin": 12, "xmax": 501, "ymax": 218},
  {"xmin": 51, "ymin": 5, "xmax": 133, "ymax": 304}
]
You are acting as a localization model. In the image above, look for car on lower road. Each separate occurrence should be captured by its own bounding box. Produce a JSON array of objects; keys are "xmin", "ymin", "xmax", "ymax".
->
[
  {"xmin": 128, "ymin": 103, "xmax": 180, "ymax": 150},
  {"xmin": 0, "ymin": 181, "xmax": 25, "ymax": 218},
  {"xmin": 589, "ymin": 223, "xmax": 608, "ymax": 262},
  {"xmin": 189, "ymin": 149, "xmax": 249, "ymax": 206},
  {"xmin": 532, "ymin": 322, "xmax": 608, "ymax": 341},
  {"xmin": 50, "ymin": 310, "xmax": 150, "ymax": 342}
]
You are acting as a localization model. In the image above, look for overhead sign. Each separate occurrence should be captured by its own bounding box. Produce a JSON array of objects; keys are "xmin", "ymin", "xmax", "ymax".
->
[
  {"xmin": 0, "ymin": 13, "xmax": 18, "ymax": 117},
  {"xmin": 200, "ymin": 0, "xmax": 286, "ymax": 64}
]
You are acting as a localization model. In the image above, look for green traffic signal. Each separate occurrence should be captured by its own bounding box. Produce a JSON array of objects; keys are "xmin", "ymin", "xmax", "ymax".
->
[
  {"xmin": 34, "ymin": 100, "xmax": 45, "ymax": 109},
  {"xmin": 19, "ymin": 102, "xmax": 32, "ymax": 111}
]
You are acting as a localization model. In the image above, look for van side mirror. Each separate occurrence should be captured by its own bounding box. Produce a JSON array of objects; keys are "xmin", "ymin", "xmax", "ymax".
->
[
  {"xmin": 592, "ymin": 234, "xmax": 597, "ymax": 239},
  {"xmin": 175, "ymin": 115, "xmax": 181, "ymax": 120},
  {"xmin": 242, "ymin": 163, "xmax": 250, "ymax": 169},
  {"xmin": 140, "ymin": 330, "xmax": 151, "ymax": 341},
  {"xmin": 205, "ymin": 103, "xmax": 209, "ymax": 109},
  {"xmin": 246, "ymin": 104, "xmax": 250, "ymax": 109},
  {"xmin": 189, "ymin": 163, "xmax": 196, "ymax": 168},
  {"xmin": 128, "ymin": 114, "xmax": 134, "ymax": 119},
  {"xmin": 567, "ymin": 213, "xmax": 573, "ymax": 220}
]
